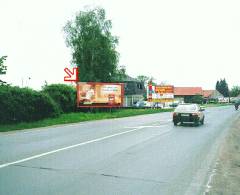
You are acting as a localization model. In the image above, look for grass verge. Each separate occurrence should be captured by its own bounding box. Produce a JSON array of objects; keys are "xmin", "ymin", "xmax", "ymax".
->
[
  {"xmin": 0, "ymin": 108, "xmax": 173, "ymax": 132},
  {"xmin": 207, "ymin": 116, "xmax": 240, "ymax": 194}
]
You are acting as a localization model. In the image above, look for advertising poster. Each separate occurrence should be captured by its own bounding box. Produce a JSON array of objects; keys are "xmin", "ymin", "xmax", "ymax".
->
[
  {"xmin": 148, "ymin": 85, "xmax": 174, "ymax": 102},
  {"xmin": 77, "ymin": 82, "xmax": 124, "ymax": 107}
]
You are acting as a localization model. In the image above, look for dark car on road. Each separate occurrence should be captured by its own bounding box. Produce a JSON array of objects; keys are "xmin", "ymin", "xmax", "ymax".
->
[{"xmin": 173, "ymin": 104, "xmax": 205, "ymax": 126}]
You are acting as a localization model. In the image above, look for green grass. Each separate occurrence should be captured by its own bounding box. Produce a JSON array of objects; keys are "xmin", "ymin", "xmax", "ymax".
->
[{"xmin": 0, "ymin": 108, "xmax": 173, "ymax": 132}]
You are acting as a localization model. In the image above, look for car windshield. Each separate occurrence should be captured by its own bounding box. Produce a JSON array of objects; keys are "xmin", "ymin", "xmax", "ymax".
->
[{"xmin": 175, "ymin": 104, "xmax": 198, "ymax": 112}]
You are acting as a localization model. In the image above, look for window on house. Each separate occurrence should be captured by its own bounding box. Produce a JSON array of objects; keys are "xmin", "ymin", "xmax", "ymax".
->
[{"xmin": 137, "ymin": 83, "xmax": 143, "ymax": 89}]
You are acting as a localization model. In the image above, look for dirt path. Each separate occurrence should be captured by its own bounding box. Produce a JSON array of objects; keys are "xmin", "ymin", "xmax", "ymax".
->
[{"xmin": 207, "ymin": 116, "xmax": 240, "ymax": 195}]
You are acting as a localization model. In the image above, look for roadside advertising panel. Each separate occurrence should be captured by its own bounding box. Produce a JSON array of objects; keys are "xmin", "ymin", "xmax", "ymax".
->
[
  {"xmin": 77, "ymin": 82, "xmax": 124, "ymax": 107},
  {"xmin": 148, "ymin": 85, "xmax": 174, "ymax": 102}
]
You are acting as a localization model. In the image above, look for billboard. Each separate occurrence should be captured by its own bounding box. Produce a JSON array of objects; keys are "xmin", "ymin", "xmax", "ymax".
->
[
  {"xmin": 148, "ymin": 85, "xmax": 174, "ymax": 102},
  {"xmin": 77, "ymin": 82, "xmax": 124, "ymax": 107}
]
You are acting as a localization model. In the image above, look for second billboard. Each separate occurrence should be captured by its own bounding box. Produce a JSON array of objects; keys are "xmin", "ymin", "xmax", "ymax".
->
[{"xmin": 148, "ymin": 85, "xmax": 174, "ymax": 102}]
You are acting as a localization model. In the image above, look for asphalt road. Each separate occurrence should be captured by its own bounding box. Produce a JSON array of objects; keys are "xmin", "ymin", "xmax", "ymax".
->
[{"xmin": 0, "ymin": 106, "xmax": 239, "ymax": 195}]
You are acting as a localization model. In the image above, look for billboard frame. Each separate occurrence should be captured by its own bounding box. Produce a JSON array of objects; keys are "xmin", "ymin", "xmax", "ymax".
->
[{"xmin": 76, "ymin": 82, "xmax": 124, "ymax": 108}]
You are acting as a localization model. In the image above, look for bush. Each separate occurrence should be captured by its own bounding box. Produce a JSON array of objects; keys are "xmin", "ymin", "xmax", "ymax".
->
[
  {"xmin": 0, "ymin": 85, "xmax": 60, "ymax": 123},
  {"xmin": 184, "ymin": 95, "xmax": 204, "ymax": 104},
  {"xmin": 42, "ymin": 84, "xmax": 76, "ymax": 113}
]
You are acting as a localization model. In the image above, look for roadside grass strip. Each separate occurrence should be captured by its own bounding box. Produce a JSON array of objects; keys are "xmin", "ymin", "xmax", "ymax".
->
[{"xmin": 0, "ymin": 108, "xmax": 173, "ymax": 132}]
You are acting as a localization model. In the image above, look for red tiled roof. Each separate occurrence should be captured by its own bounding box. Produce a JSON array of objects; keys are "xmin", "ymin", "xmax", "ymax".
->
[
  {"xmin": 174, "ymin": 87, "xmax": 203, "ymax": 96},
  {"xmin": 203, "ymin": 90, "xmax": 215, "ymax": 98}
]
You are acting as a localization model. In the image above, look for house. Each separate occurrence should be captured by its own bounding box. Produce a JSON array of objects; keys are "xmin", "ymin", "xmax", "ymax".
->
[
  {"xmin": 122, "ymin": 76, "xmax": 146, "ymax": 107},
  {"xmin": 203, "ymin": 90, "xmax": 224, "ymax": 103},
  {"xmin": 174, "ymin": 87, "xmax": 203, "ymax": 103}
]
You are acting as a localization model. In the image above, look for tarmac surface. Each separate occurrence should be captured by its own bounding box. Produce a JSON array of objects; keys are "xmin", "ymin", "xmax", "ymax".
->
[{"xmin": 0, "ymin": 106, "xmax": 238, "ymax": 195}]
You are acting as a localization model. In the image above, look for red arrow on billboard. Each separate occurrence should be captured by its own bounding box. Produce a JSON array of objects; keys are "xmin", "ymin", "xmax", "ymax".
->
[{"xmin": 64, "ymin": 67, "xmax": 79, "ymax": 82}]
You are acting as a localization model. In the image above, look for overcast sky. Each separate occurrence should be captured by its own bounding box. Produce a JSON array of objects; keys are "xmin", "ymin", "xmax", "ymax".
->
[{"xmin": 1, "ymin": 0, "xmax": 240, "ymax": 89}]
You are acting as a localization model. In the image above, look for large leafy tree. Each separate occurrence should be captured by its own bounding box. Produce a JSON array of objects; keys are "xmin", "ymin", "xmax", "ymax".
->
[
  {"xmin": 113, "ymin": 65, "xmax": 127, "ymax": 82},
  {"xmin": 230, "ymin": 86, "xmax": 240, "ymax": 97},
  {"xmin": 0, "ymin": 55, "xmax": 7, "ymax": 85},
  {"xmin": 216, "ymin": 78, "xmax": 229, "ymax": 97},
  {"xmin": 64, "ymin": 8, "xmax": 119, "ymax": 82},
  {"xmin": 0, "ymin": 56, "xmax": 7, "ymax": 74}
]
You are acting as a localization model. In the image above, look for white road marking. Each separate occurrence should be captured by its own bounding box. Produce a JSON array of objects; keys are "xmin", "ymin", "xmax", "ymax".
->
[
  {"xmin": 203, "ymin": 160, "xmax": 219, "ymax": 194},
  {"xmin": 20, "ymin": 124, "xmax": 84, "ymax": 134},
  {"xmin": 0, "ymin": 127, "xmax": 148, "ymax": 169},
  {"xmin": 124, "ymin": 124, "xmax": 169, "ymax": 129},
  {"xmin": 159, "ymin": 119, "xmax": 172, "ymax": 122}
]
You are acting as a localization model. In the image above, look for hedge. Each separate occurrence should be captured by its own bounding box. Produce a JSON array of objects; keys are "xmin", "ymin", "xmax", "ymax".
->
[
  {"xmin": 0, "ymin": 85, "xmax": 60, "ymax": 123},
  {"xmin": 42, "ymin": 84, "xmax": 76, "ymax": 113}
]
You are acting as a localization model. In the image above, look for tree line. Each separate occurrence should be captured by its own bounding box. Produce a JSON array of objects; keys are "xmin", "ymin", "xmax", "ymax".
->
[{"xmin": 216, "ymin": 78, "xmax": 240, "ymax": 97}]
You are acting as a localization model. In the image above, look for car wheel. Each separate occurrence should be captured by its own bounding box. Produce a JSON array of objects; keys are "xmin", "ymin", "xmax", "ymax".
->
[{"xmin": 194, "ymin": 120, "xmax": 199, "ymax": 126}]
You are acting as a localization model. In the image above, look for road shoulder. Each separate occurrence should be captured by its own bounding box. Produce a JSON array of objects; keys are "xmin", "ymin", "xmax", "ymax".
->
[{"xmin": 207, "ymin": 115, "xmax": 240, "ymax": 194}]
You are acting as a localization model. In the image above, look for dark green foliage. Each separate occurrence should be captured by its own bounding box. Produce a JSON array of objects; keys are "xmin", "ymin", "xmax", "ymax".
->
[
  {"xmin": 0, "ymin": 56, "xmax": 7, "ymax": 85},
  {"xmin": 113, "ymin": 65, "xmax": 127, "ymax": 82},
  {"xmin": 136, "ymin": 75, "xmax": 150, "ymax": 84},
  {"xmin": 184, "ymin": 95, "xmax": 203, "ymax": 104},
  {"xmin": 230, "ymin": 86, "xmax": 240, "ymax": 97},
  {"xmin": 216, "ymin": 78, "xmax": 229, "ymax": 97},
  {"xmin": 0, "ymin": 85, "xmax": 60, "ymax": 123},
  {"xmin": 42, "ymin": 84, "xmax": 76, "ymax": 113},
  {"xmin": 216, "ymin": 81, "xmax": 219, "ymax": 91},
  {"xmin": 0, "ymin": 56, "xmax": 7, "ymax": 74},
  {"xmin": 64, "ymin": 8, "xmax": 120, "ymax": 82}
]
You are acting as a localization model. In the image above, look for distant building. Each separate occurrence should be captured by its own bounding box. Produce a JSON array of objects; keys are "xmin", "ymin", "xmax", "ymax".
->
[
  {"xmin": 203, "ymin": 90, "xmax": 224, "ymax": 103},
  {"xmin": 122, "ymin": 75, "xmax": 146, "ymax": 107},
  {"xmin": 174, "ymin": 87, "xmax": 203, "ymax": 103}
]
